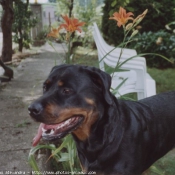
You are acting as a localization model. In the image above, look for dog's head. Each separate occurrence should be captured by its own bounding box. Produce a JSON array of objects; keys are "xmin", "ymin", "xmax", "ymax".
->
[{"xmin": 28, "ymin": 64, "xmax": 113, "ymax": 146}]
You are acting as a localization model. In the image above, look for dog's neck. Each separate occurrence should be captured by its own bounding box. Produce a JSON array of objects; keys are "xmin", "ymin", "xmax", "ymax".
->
[{"xmin": 72, "ymin": 102, "xmax": 124, "ymax": 173}]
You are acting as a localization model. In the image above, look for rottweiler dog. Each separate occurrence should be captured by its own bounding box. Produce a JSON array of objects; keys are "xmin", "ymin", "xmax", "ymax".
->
[{"xmin": 28, "ymin": 64, "xmax": 175, "ymax": 175}]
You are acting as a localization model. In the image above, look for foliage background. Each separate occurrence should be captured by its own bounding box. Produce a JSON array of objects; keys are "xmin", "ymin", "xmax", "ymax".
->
[
  {"xmin": 101, "ymin": 0, "xmax": 175, "ymax": 67},
  {"xmin": 129, "ymin": 31, "xmax": 175, "ymax": 68},
  {"xmin": 55, "ymin": 0, "xmax": 103, "ymax": 49},
  {"xmin": 12, "ymin": 0, "xmax": 37, "ymax": 52},
  {"xmin": 102, "ymin": 0, "xmax": 175, "ymax": 46}
]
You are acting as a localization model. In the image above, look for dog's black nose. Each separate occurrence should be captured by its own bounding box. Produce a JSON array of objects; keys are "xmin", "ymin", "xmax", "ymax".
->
[{"xmin": 28, "ymin": 103, "xmax": 43, "ymax": 117}]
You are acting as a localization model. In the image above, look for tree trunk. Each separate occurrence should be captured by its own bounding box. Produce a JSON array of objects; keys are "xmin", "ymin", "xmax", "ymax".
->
[
  {"xmin": 69, "ymin": 0, "xmax": 74, "ymax": 17},
  {"xmin": 0, "ymin": 0, "xmax": 14, "ymax": 62},
  {"xmin": 18, "ymin": 31, "xmax": 23, "ymax": 52},
  {"xmin": 0, "ymin": 59, "xmax": 13, "ymax": 81},
  {"xmin": 15, "ymin": 0, "xmax": 29, "ymax": 52},
  {"xmin": 18, "ymin": 38, "xmax": 23, "ymax": 52}
]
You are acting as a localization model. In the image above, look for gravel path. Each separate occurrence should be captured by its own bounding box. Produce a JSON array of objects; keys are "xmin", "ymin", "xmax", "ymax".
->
[{"xmin": 0, "ymin": 42, "xmax": 65, "ymax": 172}]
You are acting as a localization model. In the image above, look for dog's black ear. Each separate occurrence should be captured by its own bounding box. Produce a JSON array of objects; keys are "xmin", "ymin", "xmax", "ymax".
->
[{"xmin": 82, "ymin": 66, "xmax": 113, "ymax": 105}]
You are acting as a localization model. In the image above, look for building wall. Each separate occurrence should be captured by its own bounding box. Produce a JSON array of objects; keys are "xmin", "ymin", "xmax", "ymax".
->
[
  {"xmin": 42, "ymin": 4, "xmax": 56, "ymax": 28},
  {"xmin": 30, "ymin": 4, "xmax": 43, "ymax": 39},
  {"xmin": 30, "ymin": 3, "xmax": 57, "ymax": 39}
]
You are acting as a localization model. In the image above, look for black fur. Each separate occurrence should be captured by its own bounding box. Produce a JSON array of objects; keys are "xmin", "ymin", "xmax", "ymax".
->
[{"xmin": 29, "ymin": 64, "xmax": 175, "ymax": 175}]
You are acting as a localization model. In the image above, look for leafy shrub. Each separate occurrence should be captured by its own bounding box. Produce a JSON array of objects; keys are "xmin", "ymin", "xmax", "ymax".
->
[
  {"xmin": 35, "ymin": 27, "xmax": 49, "ymax": 40},
  {"xmin": 129, "ymin": 30, "xmax": 175, "ymax": 68},
  {"xmin": 128, "ymin": 0, "xmax": 175, "ymax": 33}
]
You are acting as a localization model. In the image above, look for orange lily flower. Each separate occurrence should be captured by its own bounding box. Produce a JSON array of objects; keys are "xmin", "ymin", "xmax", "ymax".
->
[
  {"xmin": 59, "ymin": 15, "xmax": 85, "ymax": 33},
  {"xmin": 47, "ymin": 28, "xmax": 60, "ymax": 38},
  {"xmin": 109, "ymin": 7, "xmax": 134, "ymax": 27}
]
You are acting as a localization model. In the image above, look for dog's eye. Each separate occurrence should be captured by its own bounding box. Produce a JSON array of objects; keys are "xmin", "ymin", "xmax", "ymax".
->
[{"xmin": 62, "ymin": 88, "xmax": 72, "ymax": 95}]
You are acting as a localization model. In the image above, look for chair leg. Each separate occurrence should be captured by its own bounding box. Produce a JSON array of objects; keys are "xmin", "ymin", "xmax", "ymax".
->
[{"xmin": 146, "ymin": 79, "xmax": 156, "ymax": 97}]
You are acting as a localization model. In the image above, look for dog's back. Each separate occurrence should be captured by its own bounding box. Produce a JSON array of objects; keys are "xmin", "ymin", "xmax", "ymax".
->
[
  {"xmin": 115, "ymin": 91, "xmax": 175, "ymax": 174},
  {"xmin": 139, "ymin": 91, "xmax": 175, "ymax": 119},
  {"xmin": 141, "ymin": 91, "xmax": 175, "ymax": 160}
]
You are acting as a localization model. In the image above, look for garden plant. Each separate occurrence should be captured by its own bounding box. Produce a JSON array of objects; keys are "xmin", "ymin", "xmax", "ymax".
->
[{"xmin": 102, "ymin": 0, "xmax": 175, "ymax": 68}]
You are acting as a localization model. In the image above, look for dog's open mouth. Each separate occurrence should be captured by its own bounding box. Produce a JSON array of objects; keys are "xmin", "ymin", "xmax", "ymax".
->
[{"xmin": 32, "ymin": 116, "xmax": 84, "ymax": 146}]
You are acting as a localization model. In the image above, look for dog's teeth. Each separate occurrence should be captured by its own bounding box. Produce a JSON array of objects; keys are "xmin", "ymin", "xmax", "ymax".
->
[
  {"xmin": 57, "ymin": 126, "xmax": 61, "ymax": 129},
  {"xmin": 64, "ymin": 119, "xmax": 71, "ymax": 125},
  {"xmin": 42, "ymin": 128, "xmax": 47, "ymax": 133},
  {"xmin": 50, "ymin": 129, "xmax": 54, "ymax": 135},
  {"xmin": 42, "ymin": 132, "xmax": 47, "ymax": 136},
  {"xmin": 65, "ymin": 120, "xmax": 70, "ymax": 125},
  {"xmin": 57, "ymin": 124, "xmax": 64, "ymax": 130},
  {"xmin": 56, "ymin": 118, "xmax": 72, "ymax": 130},
  {"xmin": 42, "ymin": 129, "xmax": 54, "ymax": 136}
]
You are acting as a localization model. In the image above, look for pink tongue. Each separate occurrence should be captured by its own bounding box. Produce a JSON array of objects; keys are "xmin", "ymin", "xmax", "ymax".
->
[
  {"xmin": 32, "ymin": 123, "xmax": 45, "ymax": 147},
  {"xmin": 32, "ymin": 123, "xmax": 61, "ymax": 147}
]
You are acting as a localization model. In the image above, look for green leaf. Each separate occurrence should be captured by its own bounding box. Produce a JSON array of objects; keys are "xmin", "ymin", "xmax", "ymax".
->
[
  {"xmin": 28, "ymin": 154, "xmax": 41, "ymax": 174},
  {"xmin": 29, "ymin": 144, "xmax": 56, "ymax": 156},
  {"xmin": 50, "ymin": 135, "xmax": 72, "ymax": 158},
  {"xmin": 111, "ymin": 0, "xmax": 117, "ymax": 7},
  {"xmin": 28, "ymin": 144, "xmax": 57, "ymax": 173},
  {"xmin": 150, "ymin": 165, "xmax": 164, "ymax": 175},
  {"xmin": 111, "ymin": 78, "xmax": 128, "ymax": 95},
  {"xmin": 59, "ymin": 153, "xmax": 70, "ymax": 162}
]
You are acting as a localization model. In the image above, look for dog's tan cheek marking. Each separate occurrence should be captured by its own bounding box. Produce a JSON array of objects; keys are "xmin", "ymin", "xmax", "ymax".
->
[
  {"xmin": 55, "ymin": 108, "xmax": 88, "ymax": 123},
  {"xmin": 44, "ymin": 104, "xmax": 61, "ymax": 121},
  {"xmin": 53, "ymin": 107, "xmax": 99, "ymax": 141},
  {"xmin": 73, "ymin": 110, "xmax": 99, "ymax": 141},
  {"xmin": 43, "ymin": 106, "xmax": 87, "ymax": 124},
  {"xmin": 44, "ymin": 106, "xmax": 86, "ymax": 124},
  {"xmin": 43, "ymin": 105, "xmax": 99, "ymax": 140}
]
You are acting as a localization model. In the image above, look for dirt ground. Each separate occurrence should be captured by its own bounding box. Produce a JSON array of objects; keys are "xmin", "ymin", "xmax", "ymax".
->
[
  {"xmin": 1, "ymin": 42, "xmax": 175, "ymax": 175},
  {"xmin": 0, "ymin": 42, "xmax": 65, "ymax": 172}
]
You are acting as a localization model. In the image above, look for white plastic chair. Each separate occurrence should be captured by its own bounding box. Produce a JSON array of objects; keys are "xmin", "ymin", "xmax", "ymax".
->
[{"xmin": 92, "ymin": 22, "xmax": 156, "ymax": 100}]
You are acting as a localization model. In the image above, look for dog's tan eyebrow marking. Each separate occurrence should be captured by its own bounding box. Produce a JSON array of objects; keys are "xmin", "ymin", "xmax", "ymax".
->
[
  {"xmin": 45, "ymin": 79, "xmax": 51, "ymax": 84},
  {"xmin": 58, "ymin": 80, "xmax": 64, "ymax": 86},
  {"xmin": 85, "ymin": 98, "xmax": 95, "ymax": 105}
]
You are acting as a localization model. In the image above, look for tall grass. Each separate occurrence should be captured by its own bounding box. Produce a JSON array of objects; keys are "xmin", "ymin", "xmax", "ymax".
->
[
  {"xmin": 147, "ymin": 68, "xmax": 175, "ymax": 93},
  {"xmin": 29, "ymin": 135, "xmax": 81, "ymax": 174}
]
